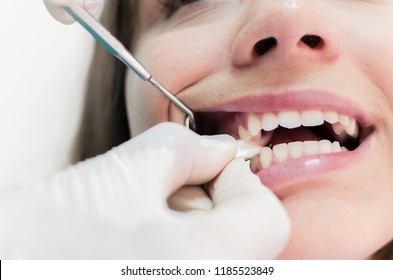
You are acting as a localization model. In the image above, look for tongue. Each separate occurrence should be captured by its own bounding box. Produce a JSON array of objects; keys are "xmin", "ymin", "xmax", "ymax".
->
[{"xmin": 270, "ymin": 127, "xmax": 323, "ymax": 146}]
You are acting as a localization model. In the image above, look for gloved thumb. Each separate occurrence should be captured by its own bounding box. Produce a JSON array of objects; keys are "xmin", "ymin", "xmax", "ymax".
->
[
  {"xmin": 206, "ymin": 158, "xmax": 291, "ymax": 259},
  {"xmin": 115, "ymin": 123, "xmax": 238, "ymax": 201}
]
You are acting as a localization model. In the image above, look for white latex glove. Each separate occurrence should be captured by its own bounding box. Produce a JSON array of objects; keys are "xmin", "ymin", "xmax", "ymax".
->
[
  {"xmin": 44, "ymin": 0, "xmax": 102, "ymax": 24},
  {"xmin": 0, "ymin": 123, "xmax": 290, "ymax": 259}
]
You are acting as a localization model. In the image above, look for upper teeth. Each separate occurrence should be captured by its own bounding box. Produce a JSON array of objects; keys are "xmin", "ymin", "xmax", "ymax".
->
[
  {"xmin": 242, "ymin": 110, "xmax": 359, "ymax": 138},
  {"xmin": 238, "ymin": 110, "xmax": 359, "ymax": 170}
]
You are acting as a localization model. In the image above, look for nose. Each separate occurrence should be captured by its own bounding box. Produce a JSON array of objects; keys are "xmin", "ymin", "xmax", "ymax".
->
[{"xmin": 232, "ymin": 0, "xmax": 341, "ymax": 67}]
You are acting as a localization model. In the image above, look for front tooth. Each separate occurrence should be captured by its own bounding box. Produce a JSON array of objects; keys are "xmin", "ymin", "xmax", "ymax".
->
[
  {"xmin": 339, "ymin": 114, "xmax": 350, "ymax": 126},
  {"xmin": 273, "ymin": 143, "xmax": 289, "ymax": 163},
  {"xmin": 288, "ymin": 141, "xmax": 303, "ymax": 158},
  {"xmin": 261, "ymin": 113, "xmax": 279, "ymax": 131},
  {"xmin": 318, "ymin": 140, "xmax": 332, "ymax": 154},
  {"xmin": 301, "ymin": 110, "xmax": 324, "ymax": 127},
  {"xmin": 278, "ymin": 111, "xmax": 302, "ymax": 129},
  {"xmin": 238, "ymin": 125, "xmax": 252, "ymax": 142},
  {"xmin": 303, "ymin": 141, "xmax": 319, "ymax": 156},
  {"xmin": 260, "ymin": 147, "xmax": 273, "ymax": 169},
  {"xmin": 345, "ymin": 118, "xmax": 359, "ymax": 138},
  {"xmin": 236, "ymin": 140, "xmax": 262, "ymax": 158},
  {"xmin": 248, "ymin": 114, "xmax": 262, "ymax": 136},
  {"xmin": 324, "ymin": 111, "xmax": 339, "ymax": 124}
]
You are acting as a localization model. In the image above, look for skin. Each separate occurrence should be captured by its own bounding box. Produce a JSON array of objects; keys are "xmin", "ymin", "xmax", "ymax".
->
[{"xmin": 125, "ymin": 0, "xmax": 393, "ymax": 259}]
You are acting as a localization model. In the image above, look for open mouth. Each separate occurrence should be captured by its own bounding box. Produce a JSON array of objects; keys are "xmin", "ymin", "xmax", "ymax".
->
[{"xmin": 195, "ymin": 109, "xmax": 374, "ymax": 173}]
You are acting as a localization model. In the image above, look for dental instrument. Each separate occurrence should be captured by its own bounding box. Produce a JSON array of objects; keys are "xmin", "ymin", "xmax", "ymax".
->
[
  {"xmin": 63, "ymin": 3, "xmax": 196, "ymax": 131},
  {"xmin": 63, "ymin": 3, "xmax": 262, "ymax": 160}
]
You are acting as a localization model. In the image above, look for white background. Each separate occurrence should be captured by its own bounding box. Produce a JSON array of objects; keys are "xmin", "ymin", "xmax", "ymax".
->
[{"xmin": 0, "ymin": 1, "xmax": 94, "ymax": 187}]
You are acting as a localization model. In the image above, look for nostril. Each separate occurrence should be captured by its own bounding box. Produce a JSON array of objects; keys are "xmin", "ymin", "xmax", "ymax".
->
[
  {"xmin": 301, "ymin": 35, "xmax": 322, "ymax": 48},
  {"xmin": 254, "ymin": 37, "xmax": 277, "ymax": 56}
]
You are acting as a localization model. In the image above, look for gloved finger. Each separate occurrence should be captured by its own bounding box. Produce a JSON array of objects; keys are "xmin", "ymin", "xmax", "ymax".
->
[
  {"xmin": 44, "ymin": 0, "xmax": 102, "ymax": 24},
  {"xmin": 117, "ymin": 123, "xmax": 237, "ymax": 197},
  {"xmin": 167, "ymin": 186, "xmax": 212, "ymax": 212},
  {"xmin": 193, "ymin": 158, "xmax": 291, "ymax": 259}
]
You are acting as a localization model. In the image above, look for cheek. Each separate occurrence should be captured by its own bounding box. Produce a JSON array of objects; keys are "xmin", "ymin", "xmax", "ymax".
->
[
  {"xmin": 126, "ymin": 27, "xmax": 229, "ymax": 135},
  {"xmin": 355, "ymin": 38, "xmax": 393, "ymax": 95},
  {"xmin": 140, "ymin": 30, "xmax": 223, "ymax": 90},
  {"xmin": 126, "ymin": 73, "xmax": 167, "ymax": 136},
  {"xmin": 343, "ymin": 15, "xmax": 393, "ymax": 101}
]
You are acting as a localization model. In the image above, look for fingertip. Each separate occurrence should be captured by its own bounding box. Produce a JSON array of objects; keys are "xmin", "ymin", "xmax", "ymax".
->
[
  {"xmin": 201, "ymin": 134, "xmax": 237, "ymax": 147},
  {"xmin": 183, "ymin": 135, "xmax": 237, "ymax": 186},
  {"xmin": 45, "ymin": 0, "xmax": 78, "ymax": 4},
  {"xmin": 200, "ymin": 134, "xmax": 237, "ymax": 156},
  {"xmin": 45, "ymin": 5, "xmax": 76, "ymax": 24}
]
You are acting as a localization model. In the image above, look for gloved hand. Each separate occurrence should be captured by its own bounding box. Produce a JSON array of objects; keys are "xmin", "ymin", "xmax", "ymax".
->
[
  {"xmin": 0, "ymin": 123, "xmax": 290, "ymax": 259},
  {"xmin": 43, "ymin": 0, "xmax": 102, "ymax": 24}
]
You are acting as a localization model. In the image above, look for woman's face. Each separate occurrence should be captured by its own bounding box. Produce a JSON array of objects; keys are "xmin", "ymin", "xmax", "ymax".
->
[{"xmin": 125, "ymin": 0, "xmax": 393, "ymax": 259}]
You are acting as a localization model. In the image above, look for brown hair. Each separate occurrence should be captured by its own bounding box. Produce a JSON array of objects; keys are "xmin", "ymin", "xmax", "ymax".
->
[
  {"xmin": 73, "ymin": 0, "xmax": 138, "ymax": 162},
  {"xmin": 372, "ymin": 241, "xmax": 393, "ymax": 260}
]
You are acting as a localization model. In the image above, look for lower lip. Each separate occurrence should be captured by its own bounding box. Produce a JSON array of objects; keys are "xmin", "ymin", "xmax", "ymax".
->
[{"xmin": 255, "ymin": 135, "xmax": 373, "ymax": 196}]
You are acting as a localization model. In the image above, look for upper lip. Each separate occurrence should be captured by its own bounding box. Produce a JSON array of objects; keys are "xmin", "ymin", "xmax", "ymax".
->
[
  {"xmin": 190, "ymin": 88, "xmax": 376, "ymax": 159},
  {"xmin": 185, "ymin": 90, "xmax": 374, "ymax": 145},
  {"xmin": 190, "ymin": 89, "xmax": 372, "ymax": 128}
]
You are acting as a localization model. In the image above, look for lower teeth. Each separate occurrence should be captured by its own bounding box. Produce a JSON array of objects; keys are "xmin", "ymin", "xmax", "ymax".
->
[{"xmin": 254, "ymin": 140, "xmax": 344, "ymax": 171}]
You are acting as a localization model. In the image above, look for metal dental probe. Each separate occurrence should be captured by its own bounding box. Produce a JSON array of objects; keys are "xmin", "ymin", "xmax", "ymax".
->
[
  {"xmin": 63, "ymin": 4, "xmax": 262, "ymax": 160},
  {"xmin": 63, "ymin": 3, "xmax": 196, "ymax": 131}
]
